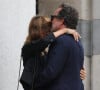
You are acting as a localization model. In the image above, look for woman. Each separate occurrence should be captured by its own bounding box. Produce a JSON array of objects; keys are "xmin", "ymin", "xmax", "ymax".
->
[{"xmin": 20, "ymin": 16, "xmax": 85, "ymax": 90}]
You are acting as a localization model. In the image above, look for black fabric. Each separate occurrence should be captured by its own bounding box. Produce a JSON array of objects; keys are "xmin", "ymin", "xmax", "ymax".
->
[
  {"xmin": 20, "ymin": 55, "xmax": 45, "ymax": 87},
  {"xmin": 34, "ymin": 34, "xmax": 84, "ymax": 90},
  {"xmin": 20, "ymin": 33, "xmax": 56, "ymax": 89},
  {"xmin": 21, "ymin": 81, "xmax": 31, "ymax": 90},
  {"xmin": 21, "ymin": 32, "xmax": 55, "ymax": 66}
]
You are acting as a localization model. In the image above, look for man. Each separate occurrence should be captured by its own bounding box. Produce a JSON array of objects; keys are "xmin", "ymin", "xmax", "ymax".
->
[{"xmin": 34, "ymin": 4, "xmax": 85, "ymax": 90}]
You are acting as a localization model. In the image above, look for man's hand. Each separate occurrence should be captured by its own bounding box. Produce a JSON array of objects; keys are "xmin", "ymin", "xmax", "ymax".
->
[{"xmin": 80, "ymin": 68, "xmax": 86, "ymax": 80}]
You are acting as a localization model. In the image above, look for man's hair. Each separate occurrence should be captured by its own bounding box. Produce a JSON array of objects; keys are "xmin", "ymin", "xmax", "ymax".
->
[{"xmin": 59, "ymin": 4, "xmax": 79, "ymax": 29}]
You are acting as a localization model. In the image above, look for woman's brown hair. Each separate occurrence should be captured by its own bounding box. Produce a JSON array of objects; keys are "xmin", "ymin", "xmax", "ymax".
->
[{"xmin": 24, "ymin": 16, "xmax": 51, "ymax": 45}]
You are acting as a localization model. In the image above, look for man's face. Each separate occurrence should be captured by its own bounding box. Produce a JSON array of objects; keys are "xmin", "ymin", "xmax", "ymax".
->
[
  {"xmin": 51, "ymin": 18, "xmax": 63, "ymax": 31},
  {"xmin": 51, "ymin": 8, "xmax": 64, "ymax": 31}
]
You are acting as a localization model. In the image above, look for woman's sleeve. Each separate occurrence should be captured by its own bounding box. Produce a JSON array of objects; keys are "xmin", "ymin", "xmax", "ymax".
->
[
  {"xmin": 21, "ymin": 32, "xmax": 56, "ymax": 57},
  {"xmin": 38, "ymin": 32, "xmax": 56, "ymax": 51}
]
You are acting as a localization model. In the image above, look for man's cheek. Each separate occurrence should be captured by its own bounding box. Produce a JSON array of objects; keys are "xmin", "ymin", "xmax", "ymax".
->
[
  {"xmin": 54, "ymin": 22, "xmax": 60, "ymax": 28},
  {"xmin": 52, "ymin": 24, "xmax": 57, "ymax": 30}
]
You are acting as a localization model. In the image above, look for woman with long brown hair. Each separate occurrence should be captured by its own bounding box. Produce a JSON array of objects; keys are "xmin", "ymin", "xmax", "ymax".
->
[{"xmin": 19, "ymin": 16, "xmax": 85, "ymax": 90}]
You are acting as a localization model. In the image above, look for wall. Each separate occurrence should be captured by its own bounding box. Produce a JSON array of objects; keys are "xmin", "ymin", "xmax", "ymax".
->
[{"xmin": 0, "ymin": 0, "xmax": 36, "ymax": 90}]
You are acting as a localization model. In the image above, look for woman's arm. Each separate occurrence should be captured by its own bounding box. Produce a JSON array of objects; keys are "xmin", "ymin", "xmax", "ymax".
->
[
  {"xmin": 21, "ymin": 33, "xmax": 56, "ymax": 57},
  {"xmin": 22, "ymin": 28, "xmax": 81, "ymax": 58},
  {"xmin": 53, "ymin": 28, "xmax": 81, "ymax": 41}
]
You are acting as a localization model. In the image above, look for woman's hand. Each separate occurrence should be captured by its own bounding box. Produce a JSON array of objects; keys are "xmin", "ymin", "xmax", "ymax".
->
[
  {"xmin": 53, "ymin": 28, "xmax": 81, "ymax": 41},
  {"xmin": 64, "ymin": 28, "xmax": 81, "ymax": 41},
  {"xmin": 80, "ymin": 68, "xmax": 86, "ymax": 80}
]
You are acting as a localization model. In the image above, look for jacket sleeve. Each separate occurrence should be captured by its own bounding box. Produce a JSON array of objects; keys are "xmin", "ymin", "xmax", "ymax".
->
[{"xmin": 35, "ymin": 37, "xmax": 69, "ymax": 88}]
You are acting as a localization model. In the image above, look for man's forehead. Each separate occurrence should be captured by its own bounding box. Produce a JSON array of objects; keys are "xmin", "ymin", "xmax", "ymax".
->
[{"xmin": 53, "ymin": 8, "xmax": 62, "ymax": 15}]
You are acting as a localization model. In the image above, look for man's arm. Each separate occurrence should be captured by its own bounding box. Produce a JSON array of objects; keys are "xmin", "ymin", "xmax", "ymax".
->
[{"xmin": 35, "ymin": 37, "xmax": 69, "ymax": 88}]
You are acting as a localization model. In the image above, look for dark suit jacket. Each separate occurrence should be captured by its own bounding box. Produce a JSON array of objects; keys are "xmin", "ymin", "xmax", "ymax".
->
[{"xmin": 34, "ymin": 34, "xmax": 84, "ymax": 90}]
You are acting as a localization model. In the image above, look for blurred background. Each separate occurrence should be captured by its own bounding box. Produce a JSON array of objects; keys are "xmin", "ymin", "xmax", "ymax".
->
[{"xmin": 0, "ymin": 0, "xmax": 100, "ymax": 90}]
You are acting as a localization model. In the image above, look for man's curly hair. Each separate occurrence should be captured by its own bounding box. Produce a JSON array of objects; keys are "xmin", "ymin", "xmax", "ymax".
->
[{"xmin": 59, "ymin": 4, "xmax": 79, "ymax": 29}]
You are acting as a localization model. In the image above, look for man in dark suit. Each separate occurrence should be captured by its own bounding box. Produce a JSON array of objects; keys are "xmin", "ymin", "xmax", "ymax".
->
[{"xmin": 35, "ymin": 4, "xmax": 84, "ymax": 90}]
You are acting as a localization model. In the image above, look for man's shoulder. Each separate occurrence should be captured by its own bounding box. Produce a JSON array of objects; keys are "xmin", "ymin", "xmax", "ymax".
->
[
  {"xmin": 54, "ymin": 34, "xmax": 74, "ymax": 47},
  {"xmin": 56, "ymin": 34, "xmax": 73, "ymax": 43},
  {"xmin": 56, "ymin": 34, "xmax": 83, "ymax": 47}
]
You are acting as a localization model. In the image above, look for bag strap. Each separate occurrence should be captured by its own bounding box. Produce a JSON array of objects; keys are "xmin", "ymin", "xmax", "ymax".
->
[{"xmin": 17, "ymin": 56, "xmax": 22, "ymax": 90}]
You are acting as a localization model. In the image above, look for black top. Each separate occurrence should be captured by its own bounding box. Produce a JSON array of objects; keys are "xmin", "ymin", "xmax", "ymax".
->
[
  {"xmin": 20, "ymin": 32, "xmax": 56, "ymax": 86},
  {"xmin": 21, "ymin": 32, "xmax": 56, "ymax": 66}
]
